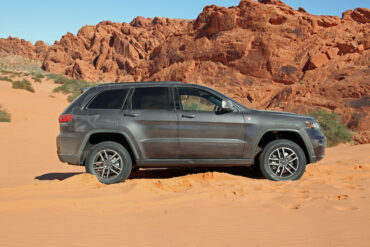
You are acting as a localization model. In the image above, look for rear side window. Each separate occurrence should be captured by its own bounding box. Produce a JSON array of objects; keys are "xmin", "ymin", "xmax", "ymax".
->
[
  {"xmin": 88, "ymin": 89, "xmax": 128, "ymax": 109},
  {"xmin": 131, "ymin": 87, "xmax": 171, "ymax": 110}
]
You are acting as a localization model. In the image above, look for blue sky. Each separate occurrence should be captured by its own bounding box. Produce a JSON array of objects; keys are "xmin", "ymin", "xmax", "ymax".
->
[{"xmin": 1, "ymin": 0, "xmax": 369, "ymax": 44}]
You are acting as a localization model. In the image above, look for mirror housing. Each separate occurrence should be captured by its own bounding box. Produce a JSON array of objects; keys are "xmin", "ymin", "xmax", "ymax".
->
[{"xmin": 221, "ymin": 99, "xmax": 233, "ymax": 112}]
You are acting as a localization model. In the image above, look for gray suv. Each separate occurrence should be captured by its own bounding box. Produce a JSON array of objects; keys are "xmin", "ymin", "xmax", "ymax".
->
[{"xmin": 57, "ymin": 82, "xmax": 326, "ymax": 184}]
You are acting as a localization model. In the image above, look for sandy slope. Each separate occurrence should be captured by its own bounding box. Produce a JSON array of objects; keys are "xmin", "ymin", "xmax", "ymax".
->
[
  {"xmin": 0, "ymin": 78, "xmax": 82, "ymax": 187},
  {"xmin": 0, "ymin": 78, "xmax": 369, "ymax": 247}
]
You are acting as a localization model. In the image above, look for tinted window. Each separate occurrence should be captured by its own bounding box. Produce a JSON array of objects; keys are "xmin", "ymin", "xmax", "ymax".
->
[
  {"xmin": 131, "ymin": 87, "xmax": 171, "ymax": 110},
  {"xmin": 88, "ymin": 89, "xmax": 128, "ymax": 109},
  {"xmin": 178, "ymin": 87, "xmax": 222, "ymax": 112}
]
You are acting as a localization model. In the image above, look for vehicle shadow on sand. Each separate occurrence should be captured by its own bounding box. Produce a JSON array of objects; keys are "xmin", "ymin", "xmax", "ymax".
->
[
  {"xmin": 129, "ymin": 166, "xmax": 263, "ymax": 180},
  {"xmin": 35, "ymin": 172, "xmax": 84, "ymax": 181},
  {"xmin": 35, "ymin": 167, "xmax": 262, "ymax": 181}
]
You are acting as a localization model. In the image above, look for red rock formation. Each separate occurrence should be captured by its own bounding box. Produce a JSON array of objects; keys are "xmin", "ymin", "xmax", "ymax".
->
[
  {"xmin": 42, "ymin": 18, "xmax": 191, "ymax": 81},
  {"xmin": 0, "ymin": 37, "xmax": 48, "ymax": 60},
  {"xmin": 7, "ymin": 0, "xmax": 369, "ymax": 141}
]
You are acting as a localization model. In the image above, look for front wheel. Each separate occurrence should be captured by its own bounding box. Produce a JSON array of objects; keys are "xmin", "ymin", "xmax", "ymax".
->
[
  {"xmin": 259, "ymin": 139, "xmax": 306, "ymax": 181},
  {"xmin": 85, "ymin": 141, "xmax": 132, "ymax": 184}
]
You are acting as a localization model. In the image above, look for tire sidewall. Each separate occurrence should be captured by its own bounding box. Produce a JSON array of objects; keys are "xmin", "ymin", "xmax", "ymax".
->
[
  {"xmin": 259, "ymin": 139, "xmax": 306, "ymax": 181},
  {"xmin": 86, "ymin": 141, "xmax": 132, "ymax": 184}
]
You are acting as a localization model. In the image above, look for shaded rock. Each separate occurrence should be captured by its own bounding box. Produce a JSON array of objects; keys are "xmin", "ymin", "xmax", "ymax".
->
[
  {"xmin": 306, "ymin": 54, "xmax": 329, "ymax": 70},
  {"xmin": 350, "ymin": 8, "xmax": 370, "ymax": 24},
  {"xmin": 326, "ymin": 48, "xmax": 339, "ymax": 60},
  {"xmin": 298, "ymin": 7, "xmax": 307, "ymax": 13}
]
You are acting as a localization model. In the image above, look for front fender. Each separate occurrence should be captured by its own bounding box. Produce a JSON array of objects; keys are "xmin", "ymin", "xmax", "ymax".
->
[{"xmin": 251, "ymin": 128, "xmax": 315, "ymax": 164}]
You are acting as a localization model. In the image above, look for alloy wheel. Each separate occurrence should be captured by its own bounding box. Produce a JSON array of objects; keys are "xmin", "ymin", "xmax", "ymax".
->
[
  {"xmin": 93, "ymin": 149, "xmax": 123, "ymax": 180},
  {"xmin": 268, "ymin": 147, "xmax": 299, "ymax": 178}
]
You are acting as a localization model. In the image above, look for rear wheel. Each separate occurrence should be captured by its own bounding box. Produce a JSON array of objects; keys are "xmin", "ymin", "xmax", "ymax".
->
[
  {"xmin": 259, "ymin": 139, "xmax": 306, "ymax": 181},
  {"xmin": 85, "ymin": 141, "xmax": 132, "ymax": 184}
]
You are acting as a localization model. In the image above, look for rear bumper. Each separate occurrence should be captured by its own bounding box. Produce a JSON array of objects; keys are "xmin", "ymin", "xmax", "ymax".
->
[
  {"xmin": 57, "ymin": 132, "xmax": 85, "ymax": 165},
  {"xmin": 57, "ymin": 154, "xmax": 81, "ymax": 165}
]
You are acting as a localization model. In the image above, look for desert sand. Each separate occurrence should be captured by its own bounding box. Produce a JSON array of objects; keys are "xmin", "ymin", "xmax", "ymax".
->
[{"xmin": 0, "ymin": 79, "xmax": 369, "ymax": 247}]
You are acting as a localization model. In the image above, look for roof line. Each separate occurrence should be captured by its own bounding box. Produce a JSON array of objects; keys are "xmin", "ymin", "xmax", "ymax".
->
[{"xmin": 97, "ymin": 81, "xmax": 183, "ymax": 87}]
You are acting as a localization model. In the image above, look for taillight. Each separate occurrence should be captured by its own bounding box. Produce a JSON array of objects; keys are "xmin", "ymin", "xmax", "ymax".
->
[{"xmin": 59, "ymin": 114, "xmax": 74, "ymax": 123}]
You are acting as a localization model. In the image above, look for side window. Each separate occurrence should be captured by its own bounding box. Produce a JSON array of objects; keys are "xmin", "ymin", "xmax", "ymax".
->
[
  {"xmin": 178, "ymin": 87, "xmax": 222, "ymax": 112},
  {"xmin": 88, "ymin": 89, "xmax": 128, "ymax": 109},
  {"xmin": 131, "ymin": 87, "xmax": 172, "ymax": 110}
]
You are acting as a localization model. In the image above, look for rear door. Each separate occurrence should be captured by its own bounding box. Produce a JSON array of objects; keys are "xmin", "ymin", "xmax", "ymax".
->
[
  {"xmin": 119, "ymin": 86, "xmax": 178, "ymax": 159},
  {"xmin": 175, "ymin": 86, "xmax": 246, "ymax": 159}
]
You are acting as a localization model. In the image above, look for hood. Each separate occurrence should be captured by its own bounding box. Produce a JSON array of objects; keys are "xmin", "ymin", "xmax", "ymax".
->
[{"xmin": 256, "ymin": 109, "xmax": 315, "ymax": 121}]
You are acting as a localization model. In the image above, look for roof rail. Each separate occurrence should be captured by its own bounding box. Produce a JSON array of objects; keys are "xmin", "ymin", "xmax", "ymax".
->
[{"xmin": 96, "ymin": 81, "xmax": 183, "ymax": 87}]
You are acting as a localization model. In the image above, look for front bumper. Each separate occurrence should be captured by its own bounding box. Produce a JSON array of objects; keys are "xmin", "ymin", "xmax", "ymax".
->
[
  {"xmin": 305, "ymin": 128, "xmax": 326, "ymax": 163},
  {"xmin": 311, "ymin": 137, "xmax": 326, "ymax": 162},
  {"xmin": 310, "ymin": 155, "xmax": 325, "ymax": 163}
]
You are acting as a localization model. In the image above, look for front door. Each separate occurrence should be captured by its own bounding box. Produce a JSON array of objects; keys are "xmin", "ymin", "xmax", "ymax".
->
[
  {"xmin": 175, "ymin": 87, "xmax": 246, "ymax": 159},
  {"xmin": 119, "ymin": 86, "xmax": 178, "ymax": 159}
]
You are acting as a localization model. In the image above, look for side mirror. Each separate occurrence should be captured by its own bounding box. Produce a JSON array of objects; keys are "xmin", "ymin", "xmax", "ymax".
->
[{"xmin": 221, "ymin": 99, "xmax": 233, "ymax": 112}]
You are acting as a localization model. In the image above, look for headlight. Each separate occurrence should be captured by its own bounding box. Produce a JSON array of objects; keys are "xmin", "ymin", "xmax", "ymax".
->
[{"xmin": 306, "ymin": 121, "xmax": 320, "ymax": 129}]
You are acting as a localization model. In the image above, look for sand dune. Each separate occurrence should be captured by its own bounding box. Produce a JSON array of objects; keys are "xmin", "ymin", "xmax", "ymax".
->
[{"xmin": 0, "ymin": 78, "xmax": 369, "ymax": 246}]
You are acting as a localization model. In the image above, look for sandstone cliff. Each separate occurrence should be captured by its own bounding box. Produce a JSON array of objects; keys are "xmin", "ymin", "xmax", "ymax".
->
[
  {"xmin": 0, "ymin": 37, "xmax": 48, "ymax": 61},
  {"xmin": 1, "ymin": 0, "xmax": 369, "ymax": 141}
]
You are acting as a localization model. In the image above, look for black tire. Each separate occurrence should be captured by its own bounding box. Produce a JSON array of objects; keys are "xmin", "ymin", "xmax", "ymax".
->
[
  {"xmin": 85, "ymin": 141, "xmax": 132, "ymax": 184},
  {"xmin": 85, "ymin": 162, "xmax": 93, "ymax": 174},
  {"xmin": 259, "ymin": 139, "xmax": 306, "ymax": 181}
]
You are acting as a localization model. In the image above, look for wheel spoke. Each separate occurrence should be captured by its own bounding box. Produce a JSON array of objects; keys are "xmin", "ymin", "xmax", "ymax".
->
[
  {"xmin": 101, "ymin": 167, "xmax": 106, "ymax": 178},
  {"xmin": 280, "ymin": 166, "xmax": 285, "ymax": 177},
  {"xmin": 277, "ymin": 150, "xmax": 282, "ymax": 159},
  {"xmin": 109, "ymin": 153, "xmax": 118, "ymax": 161},
  {"xmin": 112, "ymin": 163, "xmax": 122, "ymax": 171},
  {"xmin": 288, "ymin": 163, "xmax": 297, "ymax": 171},
  {"xmin": 282, "ymin": 148, "xmax": 286, "ymax": 158},
  {"xmin": 286, "ymin": 152, "xmax": 295, "ymax": 159},
  {"xmin": 103, "ymin": 150, "xmax": 109, "ymax": 160},
  {"xmin": 99, "ymin": 153, "xmax": 105, "ymax": 161},
  {"xmin": 289, "ymin": 157, "xmax": 298, "ymax": 163},
  {"xmin": 285, "ymin": 166, "xmax": 294, "ymax": 175},
  {"xmin": 111, "ymin": 157, "xmax": 121, "ymax": 164},
  {"xmin": 274, "ymin": 165, "xmax": 282, "ymax": 175},
  {"xmin": 110, "ymin": 168, "xmax": 119, "ymax": 175},
  {"xmin": 106, "ymin": 167, "xmax": 110, "ymax": 179}
]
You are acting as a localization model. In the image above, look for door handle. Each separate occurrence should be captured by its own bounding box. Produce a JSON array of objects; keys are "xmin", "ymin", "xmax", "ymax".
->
[
  {"xmin": 124, "ymin": 113, "xmax": 139, "ymax": 117},
  {"xmin": 182, "ymin": 114, "xmax": 195, "ymax": 119}
]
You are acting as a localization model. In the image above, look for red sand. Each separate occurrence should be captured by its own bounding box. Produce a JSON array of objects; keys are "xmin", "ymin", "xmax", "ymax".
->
[{"xmin": 0, "ymin": 78, "xmax": 369, "ymax": 246}]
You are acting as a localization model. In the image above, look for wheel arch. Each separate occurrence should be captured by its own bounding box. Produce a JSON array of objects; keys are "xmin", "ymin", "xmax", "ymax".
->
[
  {"xmin": 253, "ymin": 129, "xmax": 313, "ymax": 164},
  {"xmin": 78, "ymin": 130, "xmax": 140, "ymax": 165}
]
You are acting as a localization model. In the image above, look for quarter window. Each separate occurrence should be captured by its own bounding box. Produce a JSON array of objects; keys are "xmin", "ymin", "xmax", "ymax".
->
[
  {"xmin": 131, "ymin": 87, "xmax": 171, "ymax": 110},
  {"xmin": 178, "ymin": 87, "xmax": 222, "ymax": 112},
  {"xmin": 88, "ymin": 89, "xmax": 128, "ymax": 109}
]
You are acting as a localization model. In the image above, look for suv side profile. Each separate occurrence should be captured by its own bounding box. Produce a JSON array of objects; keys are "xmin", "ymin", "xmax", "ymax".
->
[{"xmin": 57, "ymin": 82, "xmax": 326, "ymax": 184}]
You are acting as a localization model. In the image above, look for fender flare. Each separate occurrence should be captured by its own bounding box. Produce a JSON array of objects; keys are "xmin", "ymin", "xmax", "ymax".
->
[
  {"xmin": 252, "ymin": 128, "xmax": 314, "ymax": 163},
  {"xmin": 77, "ymin": 129, "xmax": 141, "ymax": 164}
]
